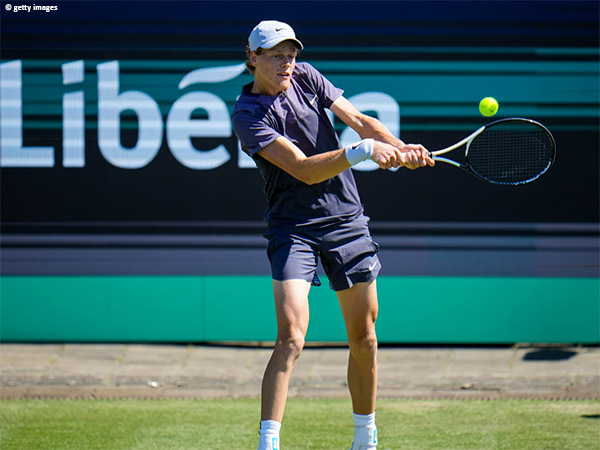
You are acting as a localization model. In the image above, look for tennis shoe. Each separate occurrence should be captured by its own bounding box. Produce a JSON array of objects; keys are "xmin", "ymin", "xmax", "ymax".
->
[
  {"xmin": 350, "ymin": 425, "xmax": 377, "ymax": 449},
  {"xmin": 257, "ymin": 435, "xmax": 279, "ymax": 450},
  {"xmin": 349, "ymin": 444, "xmax": 376, "ymax": 450}
]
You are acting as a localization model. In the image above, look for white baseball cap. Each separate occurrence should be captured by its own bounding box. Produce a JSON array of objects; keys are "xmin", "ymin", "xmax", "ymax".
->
[{"xmin": 248, "ymin": 20, "xmax": 304, "ymax": 51}]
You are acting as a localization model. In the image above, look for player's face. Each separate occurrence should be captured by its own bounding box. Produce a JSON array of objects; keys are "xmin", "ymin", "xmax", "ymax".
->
[{"xmin": 251, "ymin": 42, "xmax": 298, "ymax": 96}]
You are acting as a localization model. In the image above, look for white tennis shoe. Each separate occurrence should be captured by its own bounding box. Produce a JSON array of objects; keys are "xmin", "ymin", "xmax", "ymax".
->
[
  {"xmin": 349, "ymin": 444, "xmax": 377, "ymax": 450},
  {"xmin": 257, "ymin": 434, "xmax": 279, "ymax": 450},
  {"xmin": 350, "ymin": 426, "xmax": 377, "ymax": 449}
]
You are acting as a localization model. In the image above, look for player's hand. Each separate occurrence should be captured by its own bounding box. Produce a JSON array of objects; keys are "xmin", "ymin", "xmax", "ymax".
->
[
  {"xmin": 371, "ymin": 141, "xmax": 435, "ymax": 170},
  {"xmin": 398, "ymin": 143, "xmax": 435, "ymax": 170},
  {"xmin": 371, "ymin": 142, "xmax": 405, "ymax": 170}
]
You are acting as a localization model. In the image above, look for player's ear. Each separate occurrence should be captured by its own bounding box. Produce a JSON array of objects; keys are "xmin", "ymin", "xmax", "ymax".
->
[{"xmin": 250, "ymin": 51, "xmax": 258, "ymax": 66}]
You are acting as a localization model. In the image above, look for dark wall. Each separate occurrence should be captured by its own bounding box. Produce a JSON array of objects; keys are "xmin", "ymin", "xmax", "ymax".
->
[{"xmin": 1, "ymin": 1, "xmax": 598, "ymax": 234}]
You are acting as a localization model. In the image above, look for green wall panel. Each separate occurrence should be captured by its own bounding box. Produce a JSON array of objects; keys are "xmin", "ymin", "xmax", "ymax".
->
[
  {"xmin": 0, "ymin": 276, "xmax": 204, "ymax": 342},
  {"xmin": 1, "ymin": 276, "xmax": 598, "ymax": 343},
  {"xmin": 203, "ymin": 276, "xmax": 274, "ymax": 342},
  {"xmin": 375, "ymin": 277, "xmax": 600, "ymax": 344}
]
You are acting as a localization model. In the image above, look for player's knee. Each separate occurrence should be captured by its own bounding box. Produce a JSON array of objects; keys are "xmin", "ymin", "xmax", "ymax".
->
[
  {"xmin": 348, "ymin": 333, "xmax": 378, "ymax": 363},
  {"xmin": 275, "ymin": 334, "xmax": 305, "ymax": 367}
]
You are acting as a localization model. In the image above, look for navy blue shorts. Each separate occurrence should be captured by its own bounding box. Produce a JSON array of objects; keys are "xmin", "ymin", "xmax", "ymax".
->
[{"xmin": 264, "ymin": 215, "xmax": 381, "ymax": 291}]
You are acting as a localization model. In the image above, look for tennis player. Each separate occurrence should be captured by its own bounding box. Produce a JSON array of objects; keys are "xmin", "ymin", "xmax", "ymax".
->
[{"xmin": 232, "ymin": 20, "xmax": 434, "ymax": 450}]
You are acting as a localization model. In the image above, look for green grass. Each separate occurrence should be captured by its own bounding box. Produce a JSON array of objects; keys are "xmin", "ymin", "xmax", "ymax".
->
[{"xmin": 0, "ymin": 398, "xmax": 599, "ymax": 449}]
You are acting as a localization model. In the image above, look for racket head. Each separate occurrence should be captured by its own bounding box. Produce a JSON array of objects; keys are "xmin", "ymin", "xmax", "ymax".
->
[{"xmin": 465, "ymin": 118, "xmax": 556, "ymax": 185}]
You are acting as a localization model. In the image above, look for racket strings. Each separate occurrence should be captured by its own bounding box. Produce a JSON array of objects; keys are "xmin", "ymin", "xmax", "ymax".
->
[{"xmin": 467, "ymin": 123, "xmax": 555, "ymax": 184}]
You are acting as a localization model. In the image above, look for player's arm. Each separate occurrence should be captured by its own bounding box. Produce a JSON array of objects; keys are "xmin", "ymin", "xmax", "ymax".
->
[
  {"xmin": 257, "ymin": 137, "xmax": 348, "ymax": 185},
  {"xmin": 257, "ymin": 135, "xmax": 405, "ymax": 185},
  {"xmin": 330, "ymin": 95, "xmax": 434, "ymax": 168}
]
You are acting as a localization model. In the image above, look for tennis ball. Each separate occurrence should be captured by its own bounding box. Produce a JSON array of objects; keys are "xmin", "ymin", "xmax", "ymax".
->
[{"xmin": 479, "ymin": 97, "xmax": 499, "ymax": 117}]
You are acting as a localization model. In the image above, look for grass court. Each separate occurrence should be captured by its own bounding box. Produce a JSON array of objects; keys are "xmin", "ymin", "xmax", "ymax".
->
[{"xmin": 1, "ymin": 398, "xmax": 599, "ymax": 449}]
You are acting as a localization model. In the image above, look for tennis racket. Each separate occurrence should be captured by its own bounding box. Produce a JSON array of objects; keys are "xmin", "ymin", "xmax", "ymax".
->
[{"xmin": 430, "ymin": 118, "xmax": 556, "ymax": 185}]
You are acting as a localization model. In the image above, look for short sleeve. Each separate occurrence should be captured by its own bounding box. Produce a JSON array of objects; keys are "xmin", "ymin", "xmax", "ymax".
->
[
  {"xmin": 232, "ymin": 110, "xmax": 282, "ymax": 157},
  {"xmin": 296, "ymin": 62, "xmax": 344, "ymax": 109}
]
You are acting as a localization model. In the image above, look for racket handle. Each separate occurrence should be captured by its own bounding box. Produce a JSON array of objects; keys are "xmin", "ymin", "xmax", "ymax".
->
[{"xmin": 432, "ymin": 155, "xmax": 462, "ymax": 167}]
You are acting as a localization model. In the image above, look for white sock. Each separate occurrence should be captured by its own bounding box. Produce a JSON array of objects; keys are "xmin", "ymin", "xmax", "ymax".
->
[
  {"xmin": 257, "ymin": 420, "xmax": 281, "ymax": 450},
  {"xmin": 352, "ymin": 412, "xmax": 377, "ymax": 448}
]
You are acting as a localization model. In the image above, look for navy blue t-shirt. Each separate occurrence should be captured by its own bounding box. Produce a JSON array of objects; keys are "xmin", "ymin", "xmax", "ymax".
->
[{"xmin": 232, "ymin": 62, "xmax": 364, "ymax": 228}]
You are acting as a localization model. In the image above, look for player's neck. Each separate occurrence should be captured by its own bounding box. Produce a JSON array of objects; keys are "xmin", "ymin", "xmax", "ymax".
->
[{"xmin": 251, "ymin": 73, "xmax": 289, "ymax": 97}]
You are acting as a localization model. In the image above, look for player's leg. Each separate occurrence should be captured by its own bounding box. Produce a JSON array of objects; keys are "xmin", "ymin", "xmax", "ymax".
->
[
  {"xmin": 337, "ymin": 280, "xmax": 378, "ymax": 414},
  {"xmin": 261, "ymin": 278, "xmax": 311, "ymax": 421},
  {"xmin": 318, "ymin": 215, "xmax": 380, "ymax": 449},
  {"xmin": 337, "ymin": 280, "xmax": 379, "ymax": 449},
  {"xmin": 319, "ymin": 216, "xmax": 380, "ymax": 413},
  {"xmin": 257, "ymin": 279, "xmax": 310, "ymax": 450},
  {"xmin": 259, "ymin": 229, "xmax": 319, "ymax": 450}
]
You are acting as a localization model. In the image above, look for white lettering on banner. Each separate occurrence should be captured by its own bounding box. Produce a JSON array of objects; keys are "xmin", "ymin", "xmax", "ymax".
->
[
  {"xmin": 62, "ymin": 60, "xmax": 85, "ymax": 167},
  {"xmin": 0, "ymin": 60, "xmax": 401, "ymax": 171},
  {"xmin": 178, "ymin": 64, "xmax": 246, "ymax": 87},
  {"xmin": 166, "ymin": 61, "xmax": 246, "ymax": 169},
  {"xmin": 0, "ymin": 60, "xmax": 55, "ymax": 167},
  {"xmin": 98, "ymin": 61, "xmax": 164, "ymax": 169},
  {"xmin": 169, "ymin": 63, "xmax": 246, "ymax": 169},
  {"xmin": 167, "ymin": 92, "xmax": 231, "ymax": 169}
]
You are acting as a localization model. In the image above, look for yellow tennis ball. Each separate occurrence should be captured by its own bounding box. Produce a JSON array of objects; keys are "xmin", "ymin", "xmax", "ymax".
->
[{"xmin": 479, "ymin": 97, "xmax": 499, "ymax": 117}]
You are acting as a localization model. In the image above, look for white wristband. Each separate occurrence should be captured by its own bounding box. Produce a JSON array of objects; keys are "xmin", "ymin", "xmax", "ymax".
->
[{"xmin": 344, "ymin": 139, "xmax": 374, "ymax": 166}]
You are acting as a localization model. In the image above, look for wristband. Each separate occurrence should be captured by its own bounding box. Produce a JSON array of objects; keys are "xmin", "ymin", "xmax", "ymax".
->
[{"xmin": 344, "ymin": 139, "xmax": 374, "ymax": 166}]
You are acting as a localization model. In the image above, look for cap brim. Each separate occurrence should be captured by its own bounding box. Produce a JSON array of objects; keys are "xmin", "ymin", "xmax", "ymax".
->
[{"xmin": 260, "ymin": 37, "xmax": 304, "ymax": 50}]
